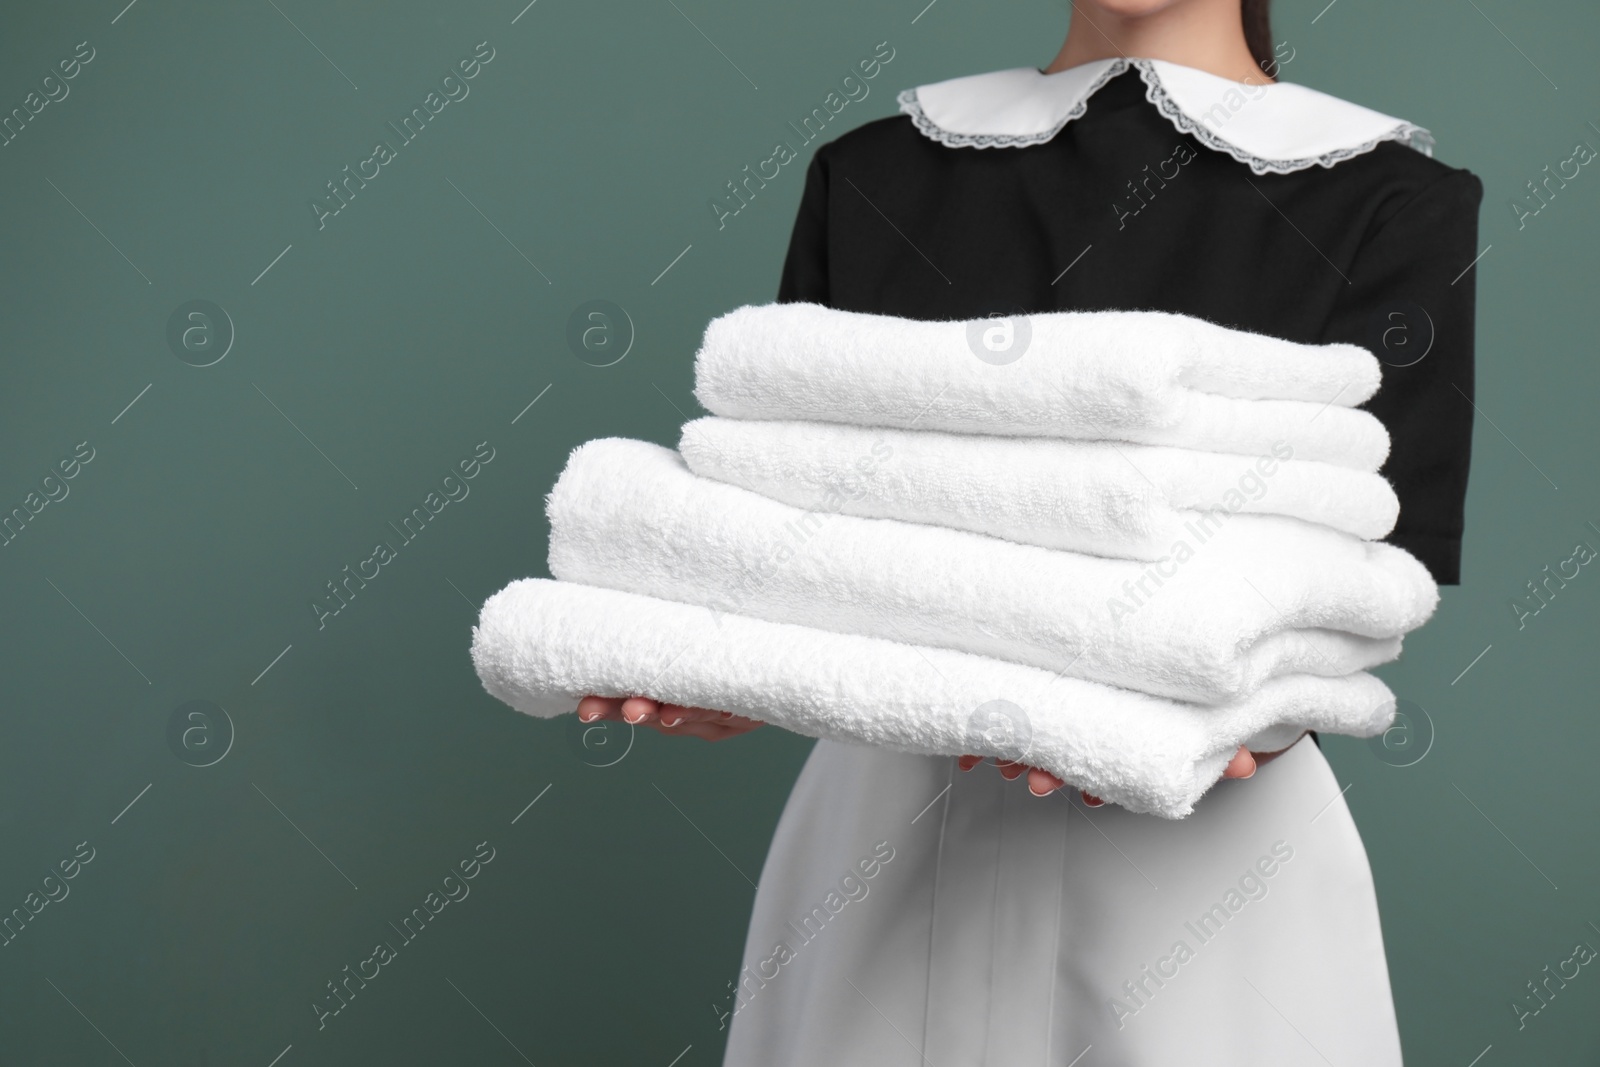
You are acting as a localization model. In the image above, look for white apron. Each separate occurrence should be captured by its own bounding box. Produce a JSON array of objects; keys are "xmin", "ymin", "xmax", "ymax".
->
[{"xmin": 721, "ymin": 735, "xmax": 1403, "ymax": 1066}]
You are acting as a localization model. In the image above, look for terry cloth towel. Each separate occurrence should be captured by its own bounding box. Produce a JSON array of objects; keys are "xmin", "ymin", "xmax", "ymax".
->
[
  {"xmin": 470, "ymin": 577, "xmax": 1398, "ymax": 819},
  {"xmin": 692, "ymin": 302, "xmax": 1391, "ymax": 471},
  {"xmin": 678, "ymin": 416, "xmax": 1402, "ymax": 559},
  {"xmin": 547, "ymin": 439, "xmax": 1439, "ymax": 706}
]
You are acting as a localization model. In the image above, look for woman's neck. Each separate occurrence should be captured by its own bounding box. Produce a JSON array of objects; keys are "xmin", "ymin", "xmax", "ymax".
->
[{"xmin": 1044, "ymin": 1, "xmax": 1271, "ymax": 84}]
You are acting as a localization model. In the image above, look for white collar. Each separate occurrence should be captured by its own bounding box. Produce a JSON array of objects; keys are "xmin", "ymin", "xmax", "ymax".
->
[{"xmin": 896, "ymin": 58, "xmax": 1433, "ymax": 175}]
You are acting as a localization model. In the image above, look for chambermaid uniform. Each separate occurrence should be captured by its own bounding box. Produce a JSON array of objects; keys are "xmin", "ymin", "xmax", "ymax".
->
[{"xmin": 721, "ymin": 57, "xmax": 1481, "ymax": 1067}]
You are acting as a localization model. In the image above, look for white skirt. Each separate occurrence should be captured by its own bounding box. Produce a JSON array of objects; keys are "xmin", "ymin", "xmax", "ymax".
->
[{"xmin": 721, "ymin": 735, "xmax": 1403, "ymax": 1066}]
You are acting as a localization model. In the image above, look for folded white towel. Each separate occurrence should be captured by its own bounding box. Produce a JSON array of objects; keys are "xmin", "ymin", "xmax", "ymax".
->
[
  {"xmin": 547, "ymin": 439, "xmax": 1438, "ymax": 705},
  {"xmin": 692, "ymin": 302, "xmax": 1390, "ymax": 471},
  {"xmin": 679, "ymin": 417, "xmax": 1401, "ymax": 559},
  {"xmin": 470, "ymin": 578, "xmax": 1397, "ymax": 818}
]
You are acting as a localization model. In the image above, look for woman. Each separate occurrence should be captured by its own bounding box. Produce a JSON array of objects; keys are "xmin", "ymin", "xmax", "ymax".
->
[{"xmin": 581, "ymin": 0, "xmax": 1480, "ymax": 1062}]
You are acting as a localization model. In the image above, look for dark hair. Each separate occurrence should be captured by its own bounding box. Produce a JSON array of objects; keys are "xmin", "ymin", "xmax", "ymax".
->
[{"xmin": 1242, "ymin": 0, "xmax": 1275, "ymax": 77}]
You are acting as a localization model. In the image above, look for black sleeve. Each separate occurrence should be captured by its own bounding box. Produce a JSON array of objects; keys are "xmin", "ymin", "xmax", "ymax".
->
[
  {"xmin": 776, "ymin": 148, "xmax": 831, "ymax": 306},
  {"xmin": 1321, "ymin": 168, "xmax": 1485, "ymax": 585}
]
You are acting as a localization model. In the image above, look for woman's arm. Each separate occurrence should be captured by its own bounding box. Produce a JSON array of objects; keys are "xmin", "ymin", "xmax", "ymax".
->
[
  {"xmin": 1323, "ymin": 167, "xmax": 1485, "ymax": 585},
  {"xmin": 776, "ymin": 150, "xmax": 831, "ymax": 306}
]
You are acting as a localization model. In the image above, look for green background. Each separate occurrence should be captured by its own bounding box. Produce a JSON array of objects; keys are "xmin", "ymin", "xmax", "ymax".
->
[{"xmin": 0, "ymin": 0, "xmax": 1595, "ymax": 1063}]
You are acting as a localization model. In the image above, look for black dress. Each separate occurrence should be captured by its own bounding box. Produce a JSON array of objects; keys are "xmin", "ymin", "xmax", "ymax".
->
[
  {"xmin": 723, "ymin": 60, "xmax": 1480, "ymax": 1067},
  {"xmin": 776, "ymin": 65, "xmax": 1482, "ymax": 585}
]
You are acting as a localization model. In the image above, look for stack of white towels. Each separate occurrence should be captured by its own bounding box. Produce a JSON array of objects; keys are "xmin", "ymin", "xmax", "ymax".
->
[{"xmin": 471, "ymin": 302, "xmax": 1437, "ymax": 818}]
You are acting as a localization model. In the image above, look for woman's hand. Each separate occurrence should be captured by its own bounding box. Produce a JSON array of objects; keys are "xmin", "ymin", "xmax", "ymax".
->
[
  {"xmin": 959, "ymin": 731, "xmax": 1309, "ymax": 806},
  {"xmin": 575, "ymin": 695, "xmax": 764, "ymax": 742}
]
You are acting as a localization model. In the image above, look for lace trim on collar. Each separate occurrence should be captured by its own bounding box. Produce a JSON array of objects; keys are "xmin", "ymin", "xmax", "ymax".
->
[
  {"xmin": 896, "ymin": 58, "xmax": 1434, "ymax": 175},
  {"xmin": 897, "ymin": 58, "xmax": 1132, "ymax": 151}
]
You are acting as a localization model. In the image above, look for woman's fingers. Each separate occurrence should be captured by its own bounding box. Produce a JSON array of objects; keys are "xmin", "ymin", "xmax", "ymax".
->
[
  {"xmin": 996, "ymin": 759, "xmax": 1027, "ymax": 781},
  {"xmin": 961, "ymin": 756, "xmax": 1068, "ymax": 797},
  {"xmin": 576, "ymin": 696, "xmax": 625, "ymax": 723},
  {"xmin": 1027, "ymin": 767, "xmax": 1065, "ymax": 797},
  {"xmin": 580, "ymin": 707, "xmax": 1269, "ymax": 785},
  {"xmin": 651, "ymin": 706, "xmax": 765, "ymax": 740},
  {"xmin": 575, "ymin": 697, "xmax": 761, "ymax": 740},
  {"xmin": 650, "ymin": 719, "xmax": 732, "ymax": 741},
  {"xmin": 1223, "ymin": 745, "xmax": 1257, "ymax": 779},
  {"xmin": 951, "ymin": 744, "xmax": 1255, "ymax": 804},
  {"xmin": 620, "ymin": 696, "xmax": 662, "ymax": 724},
  {"xmin": 653, "ymin": 703, "xmax": 715, "ymax": 728},
  {"xmin": 576, "ymin": 697, "xmax": 727, "ymax": 727},
  {"xmin": 653, "ymin": 716, "xmax": 764, "ymax": 741}
]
